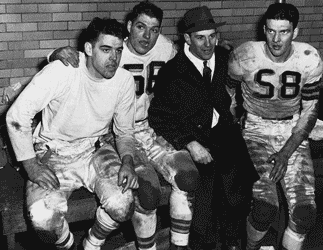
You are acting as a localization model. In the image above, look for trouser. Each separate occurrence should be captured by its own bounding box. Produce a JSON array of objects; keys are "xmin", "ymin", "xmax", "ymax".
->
[
  {"xmin": 27, "ymin": 135, "xmax": 154, "ymax": 249},
  {"xmin": 134, "ymin": 120, "xmax": 199, "ymax": 247},
  {"xmin": 244, "ymin": 113, "xmax": 316, "ymax": 250}
]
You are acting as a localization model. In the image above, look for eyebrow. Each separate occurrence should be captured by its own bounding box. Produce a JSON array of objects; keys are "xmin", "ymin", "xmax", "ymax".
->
[{"xmin": 100, "ymin": 45, "xmax": 124, "ymax": 50}]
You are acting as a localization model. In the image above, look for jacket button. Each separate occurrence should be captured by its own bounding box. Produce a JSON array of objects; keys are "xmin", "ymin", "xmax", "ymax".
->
[{"xmin": 197, "ymin": 125, "xmax": 202, "ymax": 129}]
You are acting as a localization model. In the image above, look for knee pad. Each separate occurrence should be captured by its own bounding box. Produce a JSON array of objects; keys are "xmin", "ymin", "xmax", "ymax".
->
[
  {"xmin": 175, "ymin": 168, "xmax": 199, "ymax": 193},
  {"xmin": 29, "ymin": 200, "xmax": 64, "ymax": 243},
  {"xmin": 249, "ymin": 199, "xmax": 278, "ymax": 231},
  {"xmin": 137, "ymin": 177, "xmax": 161, "ymax": 210},
  {"xmin": 103, "ymin": 194, "xmax": 135, "ymax": 222},
  {"xmin": 292, "ymin": 204, "xmax": 317, "ymax": 234}
]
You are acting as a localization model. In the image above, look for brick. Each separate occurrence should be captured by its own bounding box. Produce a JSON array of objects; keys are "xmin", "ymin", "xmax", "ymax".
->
[
  {"xmin": 10, "ymin": 77, "xmax": 32, "ymax": 86},
  {"xmin": 154, "ymin": 2, "xmax": 176, "ymax": 10},
  {"xmin": 175, "ymin": 2, "xmax": 199, "ymax": 10},
  {"xmin": 0, "ymin": 42, "xmax": 8, "ymax": 51},
  {"xmin": 304, "ymin": 14, "xmax": 323, "ymax": 21},
  {"xmin": 0, "ymin": 68, "xmax": 24, "ymax": 78},
  {"xmin": 22, "ymin": 13, "xmax": 51, "ymax": 22},
  {"xmin": 221, "ymin": 16, "xmax": 243, "ymax": 24},
  {"xmin": 53, "ymin": 30, "xmax": 79, "ymax": 39},
  {"xmin": 0, "ymin": 78, "xmax": 9, "ymax": 88},
  {"xmin": 9, "ymin": 41, "xmax": 39, "ymax": 50},
  {"xmin": 24, "ymin": 68, "xmax": 38, "ymax": 77},
  {"xmin": 0, "ymin": 50, "xmax": 24, "ymax": 60},
  {"xmin": 0, "ymin": 5, "xmax": 5, "ymax": 13},
  {"xmin": 233, "ymin": 8, "xmax": 254, "ymax": 16},
  {"xmin": 211, "ymin": 9, "xmax": 233, "ymax": 17},
  {"xmin": 161, "ymin": 18, "xmax": 176, "ymax": 27},
  {"xmin": 22, "ymin": 0, "xmax": 52, "ymax": 3},
  {"xmin": 7, "ymin": 23, "xmax": 37, "ymax": 32},
  {"xmin": 53, "ymin": 13, "xmax": 82, "ymax": 21},
  {"xmin": 110, "ymin": 11, "xmax": 127, "ymax": 21},
  {"xmin": 68, "ymin": 21, "xmax": 89, "ymax": 30},
  {"xmin": 0, "ymin": 23, "xmax": 4, "ymax": 32},
  {"xmin": 69, "ymin": 4, "xmax": 97, "ymax": 12},
  {"xmin": 160, "ymin": 26, "xmax": 177, "ymax": 36},
  {"xmin": 231, "ymin": 24, "xmax": 255, "ymax": 32},
  {"xmin": 82, "ymin": 12, "xmax": 110, "ymax": 21},
  {"xmin": 0, "ymin": 0, "xmax": 20, "ymax": 3},
  {"xmin": 0, "ymin": 33, "xmax": 22, "ymax": 42},
  {"xmin": 98, "ymin": 3, "xmax": 124, "ymax": 12},
  {"xmin": 23, "ymin": 31, "xmax": 53, "ymax": 41},
  {"xmin": 7, "ymin": 58, "xmax": 39, "ymax": 68},
  {"xmin": 163, "ymin": 10, "xmax": 186, "ymax": 18},
  {"xmin": 40, "ymin": 39, "xmax": 69, "ymax": 49},
  {"xmin": 0, "ymin": 14, "xmax": 21, "ymax": 23},
  {"xmin": 243, "ymin": 1, "xmax": 267, "ymax": 8},
  {"xmin": 201, "ymin": 1, "xmax": 222, "ymax": 9},
  {"xmin": 38, "ymin": 4, "xmax": 68, "ymax": 13},
  {"xmin": 7, "ymin": 4, "xmax": 37, "ymax": 13},
  {"xmin": 304, "ymin": 0, "xmax": 323, "ymax": 6},
  {"xmin": 222, "ymin": 1, "xmax": 245, "ymax": 8},
  {"xmin": 24, "ymin": 49, "xmax": 53, "ymax": 58},
  {"xmin": 38, "ymin": 22, "xmax": 68, "ymax": 31}
]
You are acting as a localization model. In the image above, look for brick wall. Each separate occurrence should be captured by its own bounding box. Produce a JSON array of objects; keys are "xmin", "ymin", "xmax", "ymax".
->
[{"xmin": 0, "ymin": 0, "xmax": 323, "ymax": 116}]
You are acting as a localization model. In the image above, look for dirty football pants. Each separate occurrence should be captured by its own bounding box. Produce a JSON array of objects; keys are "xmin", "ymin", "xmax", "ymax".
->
[
  {"xmin": 26, "ymin": 136, "xmax": 154, "ymax": 250},
  {"xmin": 244, "ymin": 114, "xmax": 316, "ymax": 250},
  {"xmin": 134, "ymin": 120, "xmax": 199, "ymax": 248}
]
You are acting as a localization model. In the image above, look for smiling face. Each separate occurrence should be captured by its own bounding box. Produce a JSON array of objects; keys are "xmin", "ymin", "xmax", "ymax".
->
[
  {"xmin": 184, "ymin": 29, "xmax": 217, "ymax": 61},
  {"xmin": 126, "ymin": 14, "xmax": 161, "ymax": 56},
  {"xmin": 264, "ymin": 19, "xmax": 298, "ymax": 63},
  {"xmin": 85, "ymin": 33, "xmax": 123, "ymax": 79}
]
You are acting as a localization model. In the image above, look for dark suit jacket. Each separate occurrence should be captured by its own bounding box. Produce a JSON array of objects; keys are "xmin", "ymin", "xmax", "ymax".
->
[{"xmin": 148, "ymin": 46, "xmax": 259, "ymax": 242}]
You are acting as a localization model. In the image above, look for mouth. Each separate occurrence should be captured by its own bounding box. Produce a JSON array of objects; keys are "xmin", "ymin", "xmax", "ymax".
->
[
  {"xmin": 272, "ymin": 44, "xmax": 282, "ymax": 50},
  {"xmin": 139, "ymin": 40, "xmax": 150, "ymax": 48}
]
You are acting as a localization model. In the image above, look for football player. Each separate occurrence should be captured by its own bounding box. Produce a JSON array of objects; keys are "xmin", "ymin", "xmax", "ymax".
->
[
  {"xmin": 228, "ymin": 3, "xmax": 323, "ymax": 250},
  {"xmin": 48, "ymin": 1, "xmax": 198, "ymax": 250}
]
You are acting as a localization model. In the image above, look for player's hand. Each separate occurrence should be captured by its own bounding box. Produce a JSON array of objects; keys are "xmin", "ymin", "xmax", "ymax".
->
[
  {"xmin": 22, "ymin": 157, "xmax": 60, "ymax": 191},
  {"xmin": 187, "ymin": 140, "xmax": 213, "ymax": 164},
  {"xmin": 49, "ymin": 46, "xmax": 79, "ymax": 68},
  {"xmin": 268, "ymin": 152, "xmax": 288, "ymax": 183},
  {"xmin": 118, "ymin": 157, "xmax": 139, "ymax": 193}
]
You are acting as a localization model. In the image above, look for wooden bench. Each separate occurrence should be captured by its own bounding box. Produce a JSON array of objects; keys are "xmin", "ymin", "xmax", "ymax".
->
[{"xmin": 0, "ymin": 162, "xmax": 171, "ymax": 250}]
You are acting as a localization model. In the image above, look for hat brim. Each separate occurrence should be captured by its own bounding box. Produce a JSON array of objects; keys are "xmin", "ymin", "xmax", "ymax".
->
[{"xmin": 184, "ymin": 21, "xmax": 226, "ymax": 33}]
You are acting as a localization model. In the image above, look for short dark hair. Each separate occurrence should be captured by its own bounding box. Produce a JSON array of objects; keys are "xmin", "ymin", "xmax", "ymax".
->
[
  {"xmin": 85, "ymin": 17, "xmax": 127, "ymax": 46},
  {"xmin": 264, "ymin": 3, "xmax": 299, "ymax": 29},
  {"xmin": 125, "ymin": 0, "xmax": 163, "ymax": 27}
]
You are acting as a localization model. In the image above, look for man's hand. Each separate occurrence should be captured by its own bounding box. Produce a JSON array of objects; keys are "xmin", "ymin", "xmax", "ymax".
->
[
  {"xmin": 268, "ymin": 152, "xmax": 288, "ymax": 183},
  {"xmin": 49, "ymin": 46, "xmax": 79, "ymax": 68},
  {"xmin": 186, "ymin": 140, "xmax": 213, "ymax": 164},
  {"xmin": 118, "ymin": 155, "xmax": 139, "ymax": 193},
  {"xmin": 22, "ymin": 157, "xmax": 60, "ymax": 191}
]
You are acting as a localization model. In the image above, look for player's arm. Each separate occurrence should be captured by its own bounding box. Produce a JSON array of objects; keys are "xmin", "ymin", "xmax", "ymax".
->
[
  {"xmin": 113, "ymin": 73, "xmax": 138, "ymax": 193},
  {"xmin": 6, "ymin": 64, "xmax": 64, "ymax": 189},
  {"xmin": 48, "ymin": 46, "xmax": 80, "ymax": 68},
  {"xmin": 269, "ymin": 75, "xmax": 322, "ymax": 182}
]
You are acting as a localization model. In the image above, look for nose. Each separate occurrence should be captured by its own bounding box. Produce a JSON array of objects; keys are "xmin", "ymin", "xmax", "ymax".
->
[
  {"xmin": 143, "ymin": 29, "xmax": 150, "ymax": 39},
  {"xmin": 273, "ymin": 32, "xmax": 280, "ymax": 43},
  {"xmin": 205, "ymin": 38, "xmax": 211, "ymax": 47},
  {"xmin": 110, "ymin": 50, "xmax": 117, "ymax": 61}
]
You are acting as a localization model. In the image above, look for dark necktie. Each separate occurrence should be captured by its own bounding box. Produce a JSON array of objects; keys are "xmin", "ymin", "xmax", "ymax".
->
[{"xmin": 203, "ymin": 60, "xmax": 212, "ymax": 85}]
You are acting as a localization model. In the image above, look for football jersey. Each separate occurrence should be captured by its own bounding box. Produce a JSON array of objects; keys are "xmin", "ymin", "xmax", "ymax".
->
[
  {"xmin": 120, "ymin": 34, "xmax": 177, "ymax": 122},
  {"xmin": 228, "ymin": 41, "xmax": 323, "ymax": 119}
]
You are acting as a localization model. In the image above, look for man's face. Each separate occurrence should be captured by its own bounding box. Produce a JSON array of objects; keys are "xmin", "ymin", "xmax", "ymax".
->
[
  {"xmin": 264, "ymin": 19, "xmax": 298, "ymax": 63},
  {"xmin": 184, "ymin": 29, "xmax": 217, "ymax": 61},
  {"xmin": 127, "ymin": 14, "xmax": 161, "ymax": 55},
  {"xmin": 85, "ymin": 34, "xmax": 123, "ymax": 79}
]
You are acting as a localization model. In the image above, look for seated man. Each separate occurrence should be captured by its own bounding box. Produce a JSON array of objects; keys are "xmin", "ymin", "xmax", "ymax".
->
[{"xmin": 6, "ymin": 17, "xmax": 144, "ymax": 250}]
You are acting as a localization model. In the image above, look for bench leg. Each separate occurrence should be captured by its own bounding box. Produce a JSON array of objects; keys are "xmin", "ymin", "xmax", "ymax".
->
[{"xmin": 7, "ymin": 234, "xmax": 15, "ymax": 250}]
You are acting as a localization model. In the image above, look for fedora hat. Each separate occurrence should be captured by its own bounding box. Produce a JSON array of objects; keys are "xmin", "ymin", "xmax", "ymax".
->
[{"xmin": 182, "ymin": 6, "xmax": 226, "ymax": 33}]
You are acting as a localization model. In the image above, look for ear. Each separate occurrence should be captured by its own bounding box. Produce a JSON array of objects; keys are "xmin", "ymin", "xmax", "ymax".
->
[
  {"xmin": 263, "ymin": 25, "xmax": 266, "ymax": 35},
  {"xmin": 127, "ymin": 21, "xmax": 132, "ymax": 33},
  {"xmin": 292, "ymin": 27, "xmax": 299, "ymax": 40},
  {"xmin": 84, "ymin": 42, "xmax": 93, "ymax": 57},
  {"xmin": 184, "ymin": 33, "xmax": 191, "ymax": 45}
]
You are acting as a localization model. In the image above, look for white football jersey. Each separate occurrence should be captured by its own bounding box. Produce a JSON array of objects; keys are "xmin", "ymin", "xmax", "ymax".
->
[
  {"xmin": 229, "ymin": 41, "xmax": 323, "ymax": 119},
  {"xmin": 120, "ymin": 34, "xmax": 177, "ymax": 121}
]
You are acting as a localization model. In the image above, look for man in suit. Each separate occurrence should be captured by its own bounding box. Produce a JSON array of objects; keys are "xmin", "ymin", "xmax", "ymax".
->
[{"xmin": 148, "ymin": 6, "xmax": 259, "ymax": 250}]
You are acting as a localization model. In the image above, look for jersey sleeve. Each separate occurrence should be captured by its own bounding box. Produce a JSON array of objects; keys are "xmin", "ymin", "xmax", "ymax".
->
[
  {"xmin": 6, "ymin": 62, "xmax": 70, "ymax": 161},
  {"xmin": 292, "ymin": 51, "xmax": 323, "ymax": 136},
  {"xmin": 113, "ymin": 71, "xmax": 136, "ymax": 159}
]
